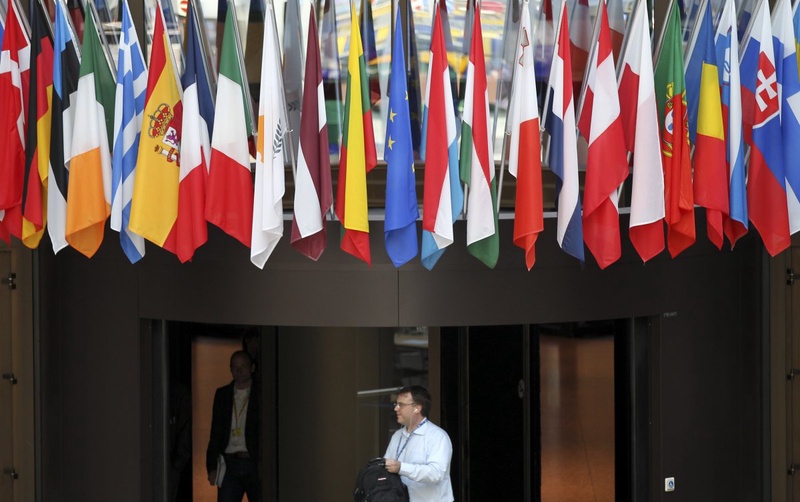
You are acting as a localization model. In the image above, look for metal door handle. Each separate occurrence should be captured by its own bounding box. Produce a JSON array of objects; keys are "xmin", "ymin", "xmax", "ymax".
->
[
  {"xmin": 3, "ymin": 468, "xmax": 18, "ymax": 480},
  {"xmin": 1, "ymin": 373, "xmax": 16, "ymax": 385}
]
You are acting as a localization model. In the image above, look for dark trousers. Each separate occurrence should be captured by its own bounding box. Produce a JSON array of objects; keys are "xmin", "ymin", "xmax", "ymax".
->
[{"xmin": 218, "ymin": 456, "xmax": 259, "ymax": 502}]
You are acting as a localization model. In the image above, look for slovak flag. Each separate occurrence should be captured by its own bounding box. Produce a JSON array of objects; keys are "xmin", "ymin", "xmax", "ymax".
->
[{"xmin": 740, "ymin": 0, "xmax": 790, "ymax": 256}]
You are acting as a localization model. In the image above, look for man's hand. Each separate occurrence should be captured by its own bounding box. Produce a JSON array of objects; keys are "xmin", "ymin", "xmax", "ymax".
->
[
  {"xmin": 384, "ymin": 459, "xmax": 401, "ymax": 474},
  {"xmin": 208, "ymin": 470, "xmax": 217, "ymax": 486}
]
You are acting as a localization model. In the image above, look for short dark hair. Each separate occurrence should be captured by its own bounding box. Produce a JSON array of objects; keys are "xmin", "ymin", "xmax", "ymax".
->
[
  {"xmin": 398, "ymin": 385, "xmax": 432, "ymax": 417},
  {"xmin": 230, "ymin": 350, "xmax": 254, "ymax": 367}
]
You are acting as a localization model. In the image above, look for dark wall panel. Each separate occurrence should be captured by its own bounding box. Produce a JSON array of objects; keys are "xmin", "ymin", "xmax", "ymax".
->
[{"xmin": 38, "ymin": 216, "xmax": 764, "ymax": 502}]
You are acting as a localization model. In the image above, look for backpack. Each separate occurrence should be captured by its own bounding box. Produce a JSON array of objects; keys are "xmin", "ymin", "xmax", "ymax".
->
[{"xmin": 353, "ymin": 457, "xmax": 410, "ymax": 502}]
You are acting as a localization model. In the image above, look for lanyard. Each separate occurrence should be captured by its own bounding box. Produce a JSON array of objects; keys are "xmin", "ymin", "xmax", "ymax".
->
[{"xmin": 396, "ymin": 418, "xmax": 428, "ymax": 458}]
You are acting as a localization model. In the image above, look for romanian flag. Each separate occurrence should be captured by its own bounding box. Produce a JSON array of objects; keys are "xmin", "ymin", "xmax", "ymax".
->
[
  {"xmin": 22, "ymin": 0, "xmax": 54, "ymax": 249},
  {"xmin": 50, "ymin": 0, "xmax": 81, "ymax": 254},
  {"xmin": 205, "ymin": 1, "xmax": 255, "ymax": 248},
  {"xmin": 0, "ymin": 0, "xmax": 31, "ymax": 242},
  {"xmin": 130, "ymin": 1, "xmax": 183, "ymax": 250},
  {"xmin": 655, "ymin": 0, "xmax": 696, "ymax": 258},
  {"xmin": 334, "ymin": 2, "xmax": 377, "ymax": 265},
  {"xmin": 292, "ymin": 10, "xmax": 333, "ymax": 261},
  {"xmin": 617, "ymin": 0, "xmax": 665, "ymax": 263},
  {"xmin": 66, "ymin": 9, "xmax": 116, "ymax": 258},
  {"xmin": 507, "ymin": 0, "xmax": 543, "ymax": 270},
  {"xmin": 684, "ymin": 0, "xmax": 727, "ymax": 249}
]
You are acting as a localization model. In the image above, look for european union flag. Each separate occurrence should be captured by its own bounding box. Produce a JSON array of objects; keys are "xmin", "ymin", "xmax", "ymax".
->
[{"xmin": 384, "ymin": 10, "xmax": 419, "ymax": 268}]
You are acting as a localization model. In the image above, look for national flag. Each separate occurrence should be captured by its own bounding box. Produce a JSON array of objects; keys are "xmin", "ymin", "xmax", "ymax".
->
[
  {"xmin": 111, "ymin": 0, "xmax": 147, "ymax": 263},
  {"xmin": 545, "ymin": 0, "xmax": 584, "ymax": 264},
  {"xmin": 507, "ymin": 0, "xmax": 542, "ymax": 270},
  {"xmin": 794, "ymin": 2, "xmax": 800, "ymax": 69},
  {"xmin": 773, "ymin": 0, "xmax": 800, "ymax": 236},
  {"xmin": 577, "ymin": 0, "xmax": 628, "ymax": 269},
  {"xmin": 251, "ymin": 0, "xmax": 286, "ymax": 268},
  {"xmin": 684, "ymin": 0, "xmax": 727, "ymax": 249},
  {"xmin": 205, "ymin": 1, "xmax": 255, "ymax": 247},
  {"xmin": 129, "ymin": 1, "xmax": 183, "ymax": 251},
  {"xmin": 405, "ymin": 0, "xmax": 423, "ymax": 156},
  {"xmin": 66, "ymin": 0, "xmax": 84, "ymax": 43},
  {"xmin": 383, "ymin": 10, "xmax": 418, "ymax": 268},
  {"xmin": 738, "ymin": 0, "xmax": 755, "ymax": 41},
  {"xmin": 617, "ymin": 0, "xmax": 665, "ymax": 262},
  {"xmin": 21, "ymin": 0, "xmax": 54, "ymax": 249},
  {"xmin": 49, "ymin": 0, "xmax": 80, "ymax": 254},
  {"xmin": 291, "ymin": 9, "xmax": 332, "ymax": 261},
  {"xmin": 66, "ymin": 9, "xmax": 115, "ymax": 258},
  {"xmin": 360, "ymin": 0, "xmax": 380, "ymax": 105},
  {"xmin": 335, "ymin": 2, "xmax": 377, "ymax": 264},
  {"xmin": 715, "ymin": 0, "xmax": 747, "ymax": 246},
  {"xmin": 460, "ymin": 3, "xmax": 498, "ymax": 268},
  {"xmin": 0, "ymin": 5, "xmax": 5, "ymax": 46},
  {"xmin": 283, "ymin": 0, "xmax": 303, "ymax": 158},
  {"xmin": 0, "ymin": 0, "xmax": 31, "ymax": 242},
  {"xmin": 163, "ymin": 0, "xmax": 214, "ymax": 262},
  {"xmin": 654, "ymin": 0, "xmax": 696, "ymax": 258},
  {"xmin": 740, "ymin": 0, "xmax": 790, "ymax": 256},
  {"xmin": 421, "ymin": 3, "xmax": 463, "ymax": 270}
]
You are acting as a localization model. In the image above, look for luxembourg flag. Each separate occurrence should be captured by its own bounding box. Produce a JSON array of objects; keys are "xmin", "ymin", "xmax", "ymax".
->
[
  {"xmin": 740, "ymin": 0, "xmax": 790, "ymax": 256},
  {"xmin": 617, "ymin": 0, "xmax": 664, "ymax": 262},
  {"xmin": 421, "ymin": 2, "xmax": 463, "ymax": 270},
  {"xmin": 577, "ymin": 0, "xmax": 628, "ymax": 269},
  {"xmin": 773, "ymin": 0, "xmax": 800, "ymax": 236},
  {"xmin": 715, "ymin": 0, "xmax": 747, "ymax": 246},
  {"xmin": 545, "ymin": 0, "xmax": 584, "ymax": 264},
  {"xmin": 507, "ymin": 0, "xmax": 542, "ymax": 270}
]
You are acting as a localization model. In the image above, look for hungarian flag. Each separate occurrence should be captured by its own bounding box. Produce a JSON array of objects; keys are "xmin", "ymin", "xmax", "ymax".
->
[
  {"xmin": 0, "ymin": 0, "xmax": 31, "ymax": 242},
  {"xmin": 460, "ymin": 4, "xmax": 498, "ymax": 268},
  {"xmin": 334, "ymin": 2, "xmax": 377, "ymax": 265},
  {"xmin": 773, "ymin": 0, "xmax": 800, "ymax": 236},
  {"xmin": 617, "ymin": 0, "xmax": 664, "ymax": 262},
  {"xmin": 577, "ymin": 0, "xmax": 628, "ymax": 269},
  {"xmin": 740, "ymin": 0, "xmax": 789, "ymax": 255},
  {"xmin": 655, "ymin": 0, "xmax": 696, "ymax": 258},
  {"xmin": 507, "ymin": 0, "xmax": 543, "ymax": 270},
  {"xmin": 545, "ymin": 1, "xmax": 583, "ymax": 264},
  {"xmin": 205, "ymin": 3, "xmax": 255, "ymax": 248},
  {"xmin": 21, "ymin": 0, "xmax": 54, "ymax": 249},
  {"xmin": 251, "ymin": 0, "xmax": 286, "ymax": 269},
  {"xmin": 291, "ymin": 9, "xmax": 332, "ymax": 261},
  {"xmin": 111, "ymin": 0, "xmax": 148, "ymax": 263},
  {"xmin": 684, "ymin": 0, "xmax": 727, "ymax": 249},
  {"xmin": 50, "ymin": 0, "xmax": 80, "ymax": 254},
  {"xmin": 383, "ymin": 10, "xmax": 418, "ymax": 268},
  {"xmin": 715, "ymin": 0, "xmax": 747, "ymax": 247},
  {"xmin": 163, "ymin": 0, "xmax": 214, "ymax": 263},
  {"xmin": 420, "ymin": 3, "xmax": 462, "ymax": 270},
  {"xmin": 129, "ymin": 1, "xmax": 183, "ymax": 251},
  {"xmin": 66, "ymin": 9, "xmax": 115, "ymax": 258}
]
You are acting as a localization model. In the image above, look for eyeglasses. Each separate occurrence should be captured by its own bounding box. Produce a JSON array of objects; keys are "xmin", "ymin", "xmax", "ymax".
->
[{"xmin": 392, "ymin": 401, "xmax": 416, "ymax": 409}]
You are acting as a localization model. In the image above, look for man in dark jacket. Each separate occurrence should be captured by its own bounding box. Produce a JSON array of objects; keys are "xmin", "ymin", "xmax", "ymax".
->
[{"xmin": 206, "ymin": 350, "xmax": 260, "ymax": 502}]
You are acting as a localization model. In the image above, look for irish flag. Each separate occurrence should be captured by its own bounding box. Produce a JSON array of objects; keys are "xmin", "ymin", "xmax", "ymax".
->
[{"xmin": 334, "ymin": 2, "xmax": 377, "ymax": 265}]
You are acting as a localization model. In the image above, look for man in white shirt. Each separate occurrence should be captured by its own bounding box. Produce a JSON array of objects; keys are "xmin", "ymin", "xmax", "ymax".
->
[{"xmin": 384, "ymin": 386, "xmax": 454, "ymax": 502}]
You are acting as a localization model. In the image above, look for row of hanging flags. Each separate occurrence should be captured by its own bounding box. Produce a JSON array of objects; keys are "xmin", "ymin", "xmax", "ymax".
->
[{"xmin": 0, "ymin": 0, "xmax": 796, "ymax": 272}]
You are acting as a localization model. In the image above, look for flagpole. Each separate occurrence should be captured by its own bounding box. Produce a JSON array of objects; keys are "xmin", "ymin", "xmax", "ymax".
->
[
  {"xmin": 574, "ymin": 0, "xmax": 604, "ymax": 122},
  {"xmin": 228, "ymin": 0, "xmax": 256, "ymax": 137},
  {"xmin": 88, "ymin": 0, "xmax": 119, "ymax": 78},
  {"xmin": 266, "ymin": 0, "xmax": 298, "ymax": 179},
  {"xmin": 191, "ymin": 0, "xmax": 218, "ymax": 96},
  {"xmin": 57, "ymin": 0, "xmax": 83, "ymax": 60},
  {"xmin": 496, "ymin": 0, "xmax": 528, "ymax": 215},
  {"xmin": 653, "ymin": 0, "xmax": 676, "ymax": 64}
]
